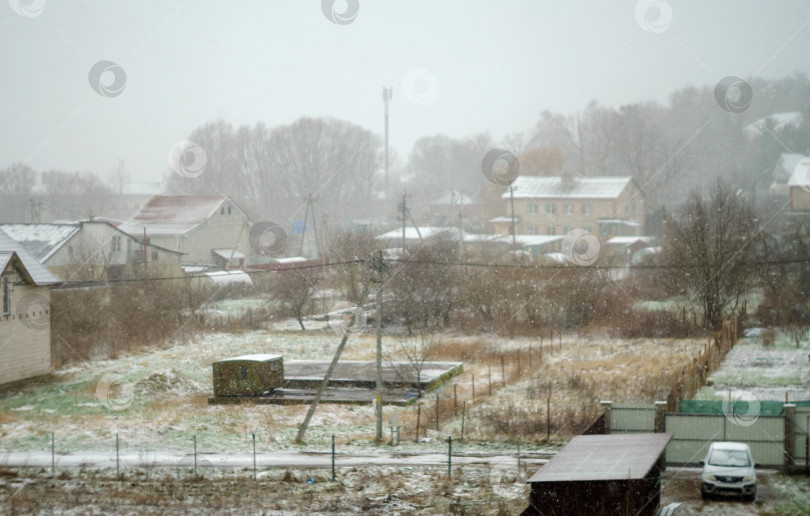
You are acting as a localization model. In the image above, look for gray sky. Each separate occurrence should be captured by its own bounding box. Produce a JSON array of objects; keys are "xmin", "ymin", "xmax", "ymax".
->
[{"xmin": 2, "ymin": 0, "xmax": 810, "ymax": 183}]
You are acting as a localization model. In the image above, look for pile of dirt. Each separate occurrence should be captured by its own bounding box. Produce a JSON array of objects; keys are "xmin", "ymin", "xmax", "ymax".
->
[{"xmin": 135, "ymin": 370, "xmax": 201, "ymax": 396}]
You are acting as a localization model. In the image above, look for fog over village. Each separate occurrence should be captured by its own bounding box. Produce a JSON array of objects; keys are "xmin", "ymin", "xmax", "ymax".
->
[{"xmin": 2, "ymin": 1, "xmax": 810, "ymax": 515}]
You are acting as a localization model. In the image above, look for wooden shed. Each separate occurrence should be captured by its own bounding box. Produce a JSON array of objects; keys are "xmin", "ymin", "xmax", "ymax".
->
[
  {"xmin": 521, "ymin": 433, "xmax": 672, "ymax": 516},
  {"xmin": 212, "ymin": 354, "xmax": 283, "ymax": 397}
]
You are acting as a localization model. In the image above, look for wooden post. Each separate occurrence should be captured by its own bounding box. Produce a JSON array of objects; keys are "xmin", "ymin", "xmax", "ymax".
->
[
  {"xmin": 436, "ymin": 393, "xmax": 440, "ymax": 432},
  {"xmin": 529, "ymin": 342, "xmax": 532, "ymax": 368},
  {"xmin": 488, "ymin": 366, "xmax": 492, "ymax": 396},
  {"xmin": 331, "ymin": 434, "xmax": 335, "ymax": 481},
  {"xmin": 546, "ymin": 390, "xmax": 551, "ymax": 442},
  {"xmin": 472, "ymin": 374, "xmax": 475, "ymax": 403},
  {"xmin": 501, "ymin": 356, "xmax": 505, "ymax": 384},
  {"xmin": 461, "ymin": 401, "xmax": 466, "ymax": 442},
  {"xmin": 681, "ymin": 370, "xmax": 685, "ymax": 400},
  {"xmin": 454, "ymin": 384, "xmax": 457, "ymax": 417},
  {"xmin": 517, "ymin": 349, "xmax": 520, "ymax": 377}
]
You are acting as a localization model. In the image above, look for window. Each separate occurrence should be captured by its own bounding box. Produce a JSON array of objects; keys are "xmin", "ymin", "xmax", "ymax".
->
[
  {"xmin": 548, "ymin": 226, "xmax": 556, "ymax": 235},
  {"xmin": 582, "ymin": 203, "xmax": 591, "ymax": 215},
  {"xmin": 110, "ymin": 235, "xmax": 121, "ymax": 252},
  {"xmin": 529, "ymin": 226, "xmax": 538, "ymax": 235},
  {"xmin": 563, "ymin": 226, "xmax": 571, "ymax": 234},
  {"xmin": 2, "ymin": 276, "xmax": 9, "ymax": 316},
  {"xmin": 227, "ymin": 206, "xmax": 232, "ymax": 215},
  {"xmin": 545, "ymin": 203, "xmax": 556, "ymax": 214},
  {"xmin": 564, "ymin": 203, "xmax": 573, "ymax": 215},
  {"xmin": 527, "ymin": 202, "xmax": 539, "ymax": 214},
  {"xmin": 624, "ymin": 203, "xmax": 630, "ymax": 215},
  {"xmin": 221, "ymin": 206, "xmax": 225, "ymax": 215}
]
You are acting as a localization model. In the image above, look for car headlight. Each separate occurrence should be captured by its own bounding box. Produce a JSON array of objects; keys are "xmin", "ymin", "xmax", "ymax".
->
[
  {"xmin": 702, "ymin": 473, "xmax": 715, "ymax": 482},
  {"xmin": 743, "ymin": 475, "xmax": 754, "ymax": 482}
]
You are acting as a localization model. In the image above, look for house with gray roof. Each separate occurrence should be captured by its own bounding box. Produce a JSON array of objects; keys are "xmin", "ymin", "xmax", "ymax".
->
[
  {"xmin": 0, "ymin": 220, "xmax": 183, "ymax": 282},
  {"xmin": 0, "ymin": 229, "xmax": 60, "ymax": 385}
]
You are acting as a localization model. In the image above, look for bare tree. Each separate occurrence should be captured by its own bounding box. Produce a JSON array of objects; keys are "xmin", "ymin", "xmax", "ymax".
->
[
  {"xmin": 327, "ymin": 230, "xmax": 377, "ymax": 306},
  {"xmin": 106, "ymin": 159, "xmax": 129, "ymax": 195},
  {"xmin": 662, "ymin": 180, "xmax": 758, "ymax": 329},
  {"xmin": 267, "ymin": 269, "xmax": 322, "ymax": 331},
  {"xmin": 389, "ymin": 332, "xmax": 435, "ymax": 397}
]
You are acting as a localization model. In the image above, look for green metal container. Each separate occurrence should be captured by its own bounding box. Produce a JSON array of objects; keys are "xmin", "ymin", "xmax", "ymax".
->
[{"xmin": 212, "ymin": 354, "xmax": 283, "ymax": 397}]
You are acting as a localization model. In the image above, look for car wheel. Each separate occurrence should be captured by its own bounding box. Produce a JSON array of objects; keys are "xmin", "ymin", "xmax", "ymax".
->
[
  {"xmin": 701, "ymin": 487, "xmax": 709, "ymax": 500},
  {"xmin": 743, "ymin": 488, "xmax": 756, "ymax": 503}
]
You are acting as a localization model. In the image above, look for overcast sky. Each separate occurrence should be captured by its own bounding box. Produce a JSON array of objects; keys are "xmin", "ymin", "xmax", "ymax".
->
[{"xmin": 2, "ymin": 0, "xmax": 810, "ymax": 184}]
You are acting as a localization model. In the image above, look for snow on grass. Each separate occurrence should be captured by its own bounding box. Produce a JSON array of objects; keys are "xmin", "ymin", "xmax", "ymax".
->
[{"xmin": 700, "ymin": 332, "xmax": 810, "ymax": 402}]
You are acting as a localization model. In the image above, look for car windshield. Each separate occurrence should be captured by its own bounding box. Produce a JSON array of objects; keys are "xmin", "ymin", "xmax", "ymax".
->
[{"xmin": 708, "ymin": 449, "xmax": 751, "ymax": 467}]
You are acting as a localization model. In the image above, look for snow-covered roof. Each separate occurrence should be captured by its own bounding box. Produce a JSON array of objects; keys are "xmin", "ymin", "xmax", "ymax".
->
[
  {"xmin": 0, "ymin": 230, "xmax": 60, "ymax": 285},
  {"xmin": 212, "ymin": 248, "xmax": 245, "ymax": 260},
  {"xmin": 787, "ymin": 156, "xmax": 810, "ymax": 188},
  {"xmin": 503, "ymin": 176, "xmax": 633, "ymax": 200},
  {"xmin": 203, "ymin": 270, "xmax": 253, "ymax": 285},
  {"xmin": 745, "ymin": 112, "xmax": 804, "ymax": 136},
  {"xmin": 462, "ymin": 233, "xmax": 562, "ymax": 248},
  {"xmin": 489, "ymin": 216, "xmax": 516, "ymax": 224},
  {"xmin": 120, "ymin": 195, "xmax": 230, "ymax": 236},
  {"xmin": 272, "ymin": 257, "xmax": 307, "ymax": 264},
  {"xmin": 376, "ymin": 227, "xmax": 461, "ymax": 241},
  {"xmin": 607, "ymin": 236, "xmax": 654, "ymax": 246},
  {"xmin": 544, "ymin": 252, "xmax": 567, "ymax": 264},
  {"xmin": 0, "ymin": 223, "xmax": 80, "ymax": 262},
  {"xmin": 217, "ymin": 354, "xmax": 281, "ymax": 362},
  {"xmin": 432, "ymin": 190, "xmax": 474, "ymax": 206},
  {"xmin": 599, "ymin": 219, "xmax": 641, "ymax": 227}
]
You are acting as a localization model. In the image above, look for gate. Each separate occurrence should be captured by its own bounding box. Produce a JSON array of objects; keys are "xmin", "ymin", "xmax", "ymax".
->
[{"xmin": 664, "ymin": 413, "xmax": 784, "ymax": 468}]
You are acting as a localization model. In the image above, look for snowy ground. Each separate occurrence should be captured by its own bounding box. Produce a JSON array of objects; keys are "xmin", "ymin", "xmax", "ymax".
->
[
  {"xmin": 697, "ymin": 331, "xmax": 810, "ymax": 402},
  {"xmin": 7, "ymin": 328, "xmax": 800, "ymax": 514}
]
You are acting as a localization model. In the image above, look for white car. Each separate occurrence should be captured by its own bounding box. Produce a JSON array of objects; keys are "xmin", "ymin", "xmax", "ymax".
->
[{"xmin": 700, "ymin": 442, "xmax": 757, "ymax": 501}]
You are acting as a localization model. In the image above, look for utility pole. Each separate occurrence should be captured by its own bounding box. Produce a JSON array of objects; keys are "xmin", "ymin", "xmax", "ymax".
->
[
  {"xmin": 372, "ymin": 250, "xmax": 385, "ymax": 443},
  {"xmin": 509, "ymin": 185, "xmax": 517, "ymax": 249},
  {"xmin": 383, "ymin": 87, "xmax": 392, "ymax": 200},
  {"xmin": 401, "ymin": 191, "xmax": 407, "ymax": 251}
]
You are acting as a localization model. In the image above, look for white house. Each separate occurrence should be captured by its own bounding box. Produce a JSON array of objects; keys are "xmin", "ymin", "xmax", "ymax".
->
[
  {"xmin": 0, "ymin": 229, "xmax": 60, "ymax": 386},
  {"xmin": 119, "ymin": 196, "xmax": 253, "ymax": 266}
]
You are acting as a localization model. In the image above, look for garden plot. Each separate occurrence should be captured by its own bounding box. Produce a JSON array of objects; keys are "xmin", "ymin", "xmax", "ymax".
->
[{"xmin": 698, "ymin": 333, "xmax": 810, "ymax": 402}]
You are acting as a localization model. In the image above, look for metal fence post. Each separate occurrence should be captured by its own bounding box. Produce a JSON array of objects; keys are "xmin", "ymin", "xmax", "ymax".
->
[
  {"xmin": 193, "ymin": 435, "xmax": 197, "ymax": 476},
  {"xmin": 785, "ymin": 404, "xmax": 796, "ymax": 473},
  {"xmin": 331, "ymin": 434, "xmax": 336, "ymax": 481},
  {"xmin": 116, "ymin": 433, "xmax": 120, "ymax": 479},
  {"xmin": 448, "ymin": 436, "xmax": 452, "ymax": 479},
  {"xmin": 51, "ymin": 432, "xmax": 54, "ymax": 478},
  {"xmin": 252, "ymin": 433, "xmax": 256, "ymax": 480}
]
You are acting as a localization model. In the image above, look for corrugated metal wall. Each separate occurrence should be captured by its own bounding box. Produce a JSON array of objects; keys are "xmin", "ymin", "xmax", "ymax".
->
[
  {"xmin": 611, "ymin": 403, "xmax": 656, "ymax": 433},
  {"xmin": 795, "ymin": 408, "xmax": 810, "ymax": 470},
  {"xmin": 665, "ymin": 414, "xmax": 784, "ymax": 467}
]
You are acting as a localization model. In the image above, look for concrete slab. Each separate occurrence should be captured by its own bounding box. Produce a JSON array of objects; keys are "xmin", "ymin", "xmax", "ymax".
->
[
  {"xmin": 209, "ymin": 388, "xmax": 418, "ymax": 406},
  {"xmin": 282, "ymin": 360, "xmax": 463, "ymax": 390}
]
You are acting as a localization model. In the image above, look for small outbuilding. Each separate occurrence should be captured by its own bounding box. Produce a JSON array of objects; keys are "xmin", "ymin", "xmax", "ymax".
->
[
  {"xmin": 212, "ymin": 354, "xmax": 283, "ymax": 397},
  {"xmin": 521, "ymin": 433, "xmax": 672, "ymax": 516}
]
